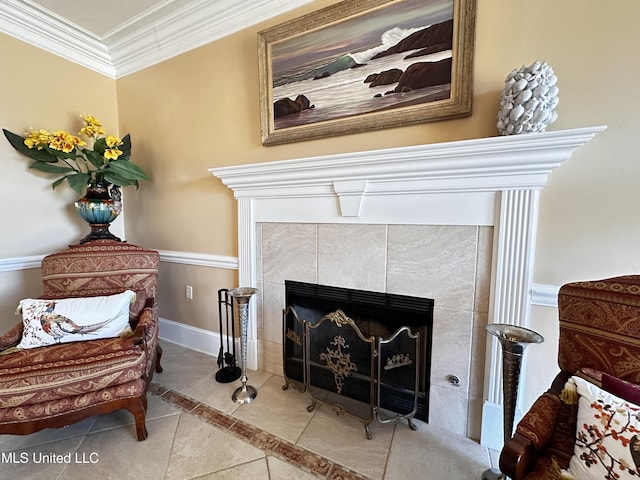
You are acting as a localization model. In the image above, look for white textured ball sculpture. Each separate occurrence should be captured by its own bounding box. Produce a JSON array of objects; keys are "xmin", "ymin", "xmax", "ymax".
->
[{"xmin": 496, "ymin": 61, "xmax": 559, "ymax": 135}]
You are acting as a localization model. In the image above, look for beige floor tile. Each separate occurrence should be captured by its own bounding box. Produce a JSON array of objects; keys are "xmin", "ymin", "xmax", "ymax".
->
[
  {"xmin": 297, "ymin": 405, "xmax": 394, "ymax": 480},
  {"xmin": 61, "ymin": 415, "xmax": 179, "ymax": 479},
  {"xmin": 157, "ymin": 341, "xmax": 218, "ymax": 391},
  {"xmin": 0, "ymin": 436, "xmax": 84, "ymax": 480},
  {"xmin": 231, "ymin": 375, "xmax": 315, "ymax": 443},
  {"xmin": 88, "ymin": 393, "xmax": 181, "ymax": 434},
  {"xmin": 0, "ymin": 416, "xmax": 96, "ymax": 452},
  {"xmin": 384, "ymin": 418, "xmax": 489, "ymax": 480},
  {"xmin": 181, "ymin": 368, "xmax": 273, "ymax": 414},
  {"xmin": 196, "ymin": 458, "xmax": 270, "ymax": 479},
  {"xmin": 164, "ymin": 411, "xmax": 265, "ymax": 480},
  {"xmin": 268, "ymin": 455, "xmax": 322, "ymax": 479}
]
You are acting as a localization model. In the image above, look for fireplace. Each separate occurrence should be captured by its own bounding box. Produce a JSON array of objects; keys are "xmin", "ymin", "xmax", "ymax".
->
[
  {"xmin": 210, "ymin": 126, "xmax": 604, "ymax": 447},
  {"xmin": 283, "ymin": 280, "xmax": 434, "ymax": 425}
]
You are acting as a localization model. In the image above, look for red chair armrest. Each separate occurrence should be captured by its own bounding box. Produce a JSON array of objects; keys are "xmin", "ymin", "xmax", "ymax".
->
[
  {"xmin": 499, "ymin": 391, "xmax": 562, "ymax": 479},
  {"xmin": 0, "ymin": 323, "xmax": 24, "ymax": 351}
]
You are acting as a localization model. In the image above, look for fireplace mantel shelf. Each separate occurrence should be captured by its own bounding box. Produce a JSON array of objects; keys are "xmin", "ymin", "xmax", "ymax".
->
[
  {"xmin": 210, "ymin": 125, "xmax": 605, "ymax": 448},
  {"xmin": 211, "ymin": 126, "xmax": 606, "ymax": 199}
]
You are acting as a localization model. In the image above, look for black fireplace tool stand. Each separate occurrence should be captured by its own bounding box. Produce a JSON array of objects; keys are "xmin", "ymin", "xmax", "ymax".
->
[
  {"xmin": 215, "ymin": 288, "xmax": 241, "ymax": 383},
  {"xmin": 282, "ymin": 306, "xmax": 420, "ymax": 439}
]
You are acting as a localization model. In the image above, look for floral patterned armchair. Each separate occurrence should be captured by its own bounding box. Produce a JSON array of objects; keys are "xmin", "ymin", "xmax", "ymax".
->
[
  {"xmin": 499, "ymin": 275, "xmax": 640, "ymax": 478},
  {"xmin": 0, "ymin": 240, "xmax": 162, "ymax": 441}
]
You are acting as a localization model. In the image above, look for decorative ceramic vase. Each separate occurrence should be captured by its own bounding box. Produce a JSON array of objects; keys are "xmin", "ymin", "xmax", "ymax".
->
[
  {"xmin": 496, "ymin": 61, "xmax": 559, "ymax": 136},
  {"xmin": 74, "ymin": 180, "xmax": 123, "ymax": 243}
]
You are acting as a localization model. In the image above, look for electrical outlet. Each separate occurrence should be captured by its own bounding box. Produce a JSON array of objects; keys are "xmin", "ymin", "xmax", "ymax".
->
[{"xmin": 185, "ymin": 285, "xmax": 193, "ymax": 299}]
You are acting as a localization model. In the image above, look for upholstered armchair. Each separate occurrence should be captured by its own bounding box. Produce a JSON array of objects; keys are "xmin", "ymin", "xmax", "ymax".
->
[
  {"xmin": 0, "ymin": 240, "xmax": 162, "ymax": 441},
  {"xmin": 499, "ymin": 275, "xmax": 640, "ymax": 479}
]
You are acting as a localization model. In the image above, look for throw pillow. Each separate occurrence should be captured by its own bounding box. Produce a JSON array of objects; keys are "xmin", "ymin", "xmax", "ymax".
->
[
  {"xmin": 566, "ymin": 375, "xmax": 640, "ymax": 479},
  {"xmin": 16, "ymin": 290, "xmax": 135, "ymax": 349}
]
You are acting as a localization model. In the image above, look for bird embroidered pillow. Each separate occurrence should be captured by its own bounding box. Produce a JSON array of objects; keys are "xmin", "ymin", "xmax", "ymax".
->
[{"xmin": 16, "ymin": 290, "xmax": 135, "ymax": 349}]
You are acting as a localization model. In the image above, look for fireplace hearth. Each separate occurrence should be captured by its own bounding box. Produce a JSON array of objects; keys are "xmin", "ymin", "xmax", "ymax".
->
[{"xmin": 282, "ymin": 281, "xmax": 434, "ymax": 437}]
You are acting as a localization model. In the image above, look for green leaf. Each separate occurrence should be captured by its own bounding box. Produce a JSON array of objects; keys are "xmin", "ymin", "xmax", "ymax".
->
[
  {"xmin": 106, "ymin": 159, "xmax": 149, "ymax": 181},
  {"xmin": 84, "ymin": 149, "xmax": 104, "ymax": 169},
  {"xmin": 51, "ymin": 177, "xmax": 67, "ymax": 189},
  {"xmin": 120, "ymin": 134, "xmax": 131, "ymax": 159},
  {"xmin": 3, "ymin": 129, "xmax": 58, "ymax": 163},
  {"xmin": 93, "ymin": 137, "xmax": 107, "ymax": 155},
  {"xmin": 103, "ymin": 171, "xmax": 138, "ymax": 187},
  {"xmin": 43, "ymin": 145, "xmax": 79, "ymax": 160},
  {"xmin": 66, "ymin": 173, "xmax": 91, "ymax": 194},
  {"xmin": 29, "ymin": 161, "xmax": 75, "ymax": 175}
]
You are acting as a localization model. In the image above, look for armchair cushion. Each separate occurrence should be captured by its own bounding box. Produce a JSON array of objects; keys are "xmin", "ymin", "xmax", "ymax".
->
[
  {"xmin": 566, "ymin": 375, "xmax": 640, "ymax": 479},
  {"xmin": 15, "ymin": 290, "xmax": 135, "ymax": 349},
  {"xmin": 0, "ymin": 335, "xmax": 146, "ymax": 410}
]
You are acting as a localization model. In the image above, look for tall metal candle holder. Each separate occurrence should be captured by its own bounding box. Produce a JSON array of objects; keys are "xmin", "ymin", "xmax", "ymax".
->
[
  {"xmin": 482, "ymin": 323, "xmax": 543, "ymax": 480},
  {"xmin": 229, "ymin": 287, "xmax": 259, "ymax": 405}
]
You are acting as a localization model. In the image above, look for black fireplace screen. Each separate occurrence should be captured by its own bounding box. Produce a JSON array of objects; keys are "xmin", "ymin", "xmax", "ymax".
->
[{"xmin": 283, "ymin": 281, "xmax": 434, "ymax": 426}]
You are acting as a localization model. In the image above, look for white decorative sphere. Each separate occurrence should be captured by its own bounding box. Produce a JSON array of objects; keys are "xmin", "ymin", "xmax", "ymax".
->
[{"xmin": 496, "ymin": 61, "xmax": 559, "ymax": 135}]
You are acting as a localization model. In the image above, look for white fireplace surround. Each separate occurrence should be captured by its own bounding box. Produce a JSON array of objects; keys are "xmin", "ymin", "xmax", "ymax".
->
[{"xmin": 210, "ymin": 125, "xmax": 605, "ymax": 448}]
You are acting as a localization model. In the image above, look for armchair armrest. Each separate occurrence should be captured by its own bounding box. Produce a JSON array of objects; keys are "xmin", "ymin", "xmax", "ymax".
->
[
  {"xmin": 499, "ymin": 391, "xmax": 563, "ymax": 479},
  {"xmin": 0, "ymin": 323, "xmax": 23, "ymax": 351},
  {"xmin": 130, "ymin": 297, "xmax": 160, "ymax": 378}
]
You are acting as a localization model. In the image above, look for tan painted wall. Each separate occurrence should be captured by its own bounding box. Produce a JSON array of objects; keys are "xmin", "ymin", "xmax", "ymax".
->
[
  {"xmin": 0, "ymin": 34, "xmax": 120, "ymax": 257},
  {"xmin": 0, "ymin": 33, "xmax": 119, "ymax": 327},
  {"xmin": 2, "ymin": 1, "xmax": 640, "ymax": 411}
]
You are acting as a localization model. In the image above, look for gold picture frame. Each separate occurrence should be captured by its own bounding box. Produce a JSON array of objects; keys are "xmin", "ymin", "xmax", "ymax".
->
[{"xmin": 258, "ymin": 0, "xmax": 477, "ymax": 146}]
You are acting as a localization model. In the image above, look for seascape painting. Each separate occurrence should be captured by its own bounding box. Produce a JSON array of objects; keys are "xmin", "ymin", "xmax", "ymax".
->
[{"xmin": 258, "ymin": 0, "xmax": 476, "ymax": 145}]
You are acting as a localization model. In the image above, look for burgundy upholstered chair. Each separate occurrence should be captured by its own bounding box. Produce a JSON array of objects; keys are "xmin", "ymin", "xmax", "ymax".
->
[
  {"xmin": 0, "ymin": 240, "xmax": 162, "ymax": 440},
  {"xmin": 499, "ymin": 275, "xmax": 640, "ymax": 479}
]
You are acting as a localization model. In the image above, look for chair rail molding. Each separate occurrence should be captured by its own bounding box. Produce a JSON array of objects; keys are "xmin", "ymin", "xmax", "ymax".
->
[
  {"xmin": 0, "ymin": 251, "xmax": 238, "ymax": 273},
  {"xmin": 158, "ymin": 250, "xmax": 238, "ymax": 270},
  {"xmin": 0, "ymin": 255, "xmax": 45, "ymax": 272},
  {"xmin": 211, "ymin": 126, "xmax": 606, "ymax": 445}
]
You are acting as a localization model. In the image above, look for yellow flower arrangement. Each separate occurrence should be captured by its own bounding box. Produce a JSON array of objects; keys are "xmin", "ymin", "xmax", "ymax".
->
[{"xmin": 3, "ymin": 114, "xmax": 148, "ymax": 194}]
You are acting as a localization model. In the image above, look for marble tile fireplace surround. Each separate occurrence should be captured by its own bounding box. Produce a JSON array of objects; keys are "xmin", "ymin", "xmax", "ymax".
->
[{"xmin": 211, "ymin": 126, "xmax": 604, "ymax": 447}]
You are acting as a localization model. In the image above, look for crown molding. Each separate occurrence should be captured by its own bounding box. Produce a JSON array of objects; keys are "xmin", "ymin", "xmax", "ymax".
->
[
  {"xmin": 0, "ymin": 0, "xmax": 314, "ymax": 79},
  {"xmin": 0, "ymin": 0, "xmax": 114, "ymax": 77}
]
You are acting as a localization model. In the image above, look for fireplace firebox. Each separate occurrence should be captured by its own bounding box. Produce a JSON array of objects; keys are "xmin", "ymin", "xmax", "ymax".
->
[{"xmin": 282, "ymin": 281, "xmax": 434, "ymax": 437}]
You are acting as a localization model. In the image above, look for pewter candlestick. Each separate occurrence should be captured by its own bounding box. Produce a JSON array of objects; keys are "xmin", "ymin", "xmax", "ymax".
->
[{"xmin": 229, "ymin": 287, "xmax": 259, "ymax": 405}]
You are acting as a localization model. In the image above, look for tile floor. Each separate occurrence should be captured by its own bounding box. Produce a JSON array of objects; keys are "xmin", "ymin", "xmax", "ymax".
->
[{"xmin": 0, "ymin": 341, "xmax": 498, "ymax": 479}]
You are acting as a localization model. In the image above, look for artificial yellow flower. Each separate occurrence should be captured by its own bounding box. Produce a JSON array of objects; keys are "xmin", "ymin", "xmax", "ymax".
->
[
  {"xmin": 105, "ymin": 135, "xmax": 122, "ymax": 148},
  {"xmin": 104, "ymin": 148, "xmax": 123, "ymax": 160},
  {"xmin": 5, "ymin": 112, "xmax": 146, "ymax": 195},
  {"xmin": 79, "ymin": 114, "xmax": 105, "ymax": 137},
  {"xmin": 48, "ymin": 130, "xmax": 85, "ymax": 153},
  {"xmin": 24, "ymin": 129, "xmax": 51, "ymax": 149}
]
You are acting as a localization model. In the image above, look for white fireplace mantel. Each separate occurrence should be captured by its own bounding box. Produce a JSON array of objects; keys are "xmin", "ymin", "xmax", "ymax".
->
[{"xmin": 210, "ymin": 125, "xmax": 605, "ymax": 447}]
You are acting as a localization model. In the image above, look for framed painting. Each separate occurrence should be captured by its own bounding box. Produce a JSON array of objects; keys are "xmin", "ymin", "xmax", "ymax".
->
[{"xmin": 258, "ymin": 0, "xmax": 477, "ymax": 146}]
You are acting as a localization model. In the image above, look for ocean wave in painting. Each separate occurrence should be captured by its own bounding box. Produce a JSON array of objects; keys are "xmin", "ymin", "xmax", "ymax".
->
[{"xmin": 273, "ymin": 25, "xmax": 426, "ymax": 88}]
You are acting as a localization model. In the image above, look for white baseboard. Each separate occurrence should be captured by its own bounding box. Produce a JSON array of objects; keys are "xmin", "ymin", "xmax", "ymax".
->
[
  {"xmin": 158, "ymin": 317, "xmax": 257, "ymax": 370},
  {"xmin": 480, "ymin": 401, "xmax": 524, "ymax": 451}
]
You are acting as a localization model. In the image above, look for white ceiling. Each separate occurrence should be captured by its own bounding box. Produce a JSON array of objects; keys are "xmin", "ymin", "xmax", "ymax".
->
[
  {"xmin": 0, "ymin": 0, "xmax": 315, "ymax": 78},
  {"xmin": 29, "ymin": 0, "xmax": 167, "ymax": 36}
]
